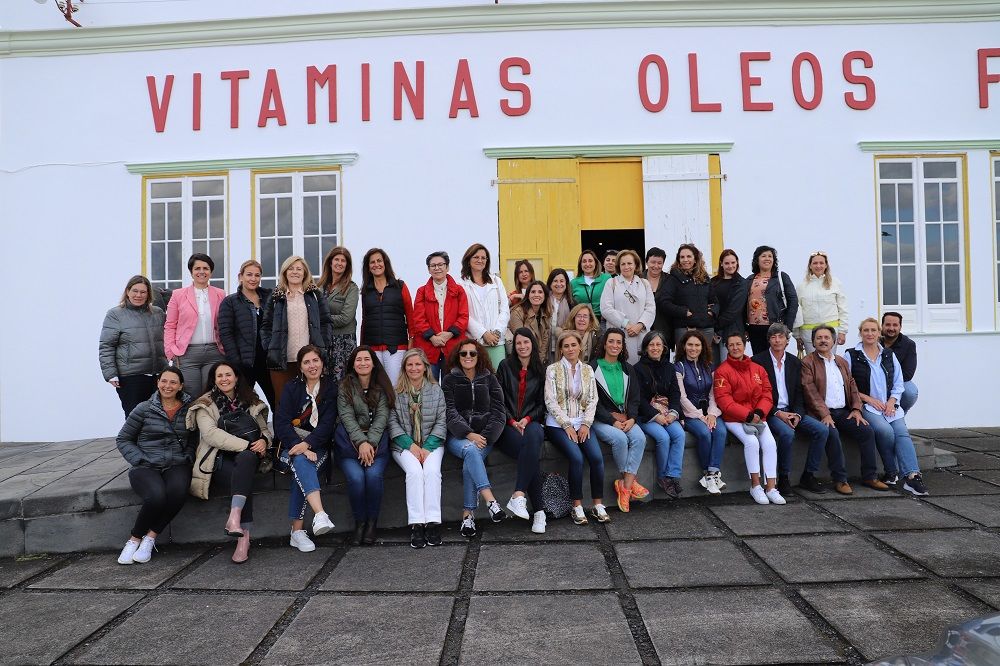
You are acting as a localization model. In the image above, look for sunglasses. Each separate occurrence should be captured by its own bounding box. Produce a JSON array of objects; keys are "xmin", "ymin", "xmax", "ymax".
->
[
  {"xmin": 459, "ymin": 350, "xmax": 478, "ymax": 358},
  {"xmin": 810, "ymin": 251, "xmax": 828, "ymax": 258}
]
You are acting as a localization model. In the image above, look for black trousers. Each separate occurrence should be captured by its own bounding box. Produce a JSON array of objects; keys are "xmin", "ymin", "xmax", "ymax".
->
[
  {"xmin": 117, "ymin": 375, "xmax": 157, "ymax": 417},
  {"xmin": 494, "ymin": 423, "xmax": 545, "ymax": 511},
  {"xmin": 248, "ymin": 350, "xmax": 276, "ymax": 413},
  {"xmin": 128, "ymin": 465, "xmax": 192, "ymax": 538},
  {"xmin": 746, "ymin": 325, "xmax": 771, "ymax": 356},
  {"xmin": 214, "ymin": 450, "xmax": 259, "ymax": 523}
]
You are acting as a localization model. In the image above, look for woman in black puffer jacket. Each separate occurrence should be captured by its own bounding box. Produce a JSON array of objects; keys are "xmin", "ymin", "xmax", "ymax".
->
[
  {"xmin": 218, "ymin": 260, "xmax": 275, "ymax": 410},
  {"xmin": 114, "ymin": 366, "xmax": 194, "ymax": 566},
  {"xmin": 657, "ymin": 244, "xmax": 718, "ymax": 352}
]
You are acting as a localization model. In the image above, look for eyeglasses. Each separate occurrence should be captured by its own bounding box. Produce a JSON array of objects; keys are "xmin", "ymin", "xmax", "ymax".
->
[
  {"xmin": 459, "ymin": 350, "xmax": 478, "ymax": 358},
  {"xmin": 623, "ymin": 289, "xmax": 637, "ymax": 304},
  {"xmin": 428, "ymin": 263, "xmax": 447, "ymax": 269}
]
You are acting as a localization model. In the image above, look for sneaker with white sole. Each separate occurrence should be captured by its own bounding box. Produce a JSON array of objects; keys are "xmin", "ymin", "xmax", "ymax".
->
[
  {"xmin": 460, "ymin": 515, "xmax": 477, "ymax": 537},
  {"xmin": 506, "ymin": 495, "xmax": 530, "ymax": 520},
  {"xmin": 699, "ymin": 474, "xmax": 709, "ymax": 489},
  {"xmin": 705, "ymin": 473, "xmax": 722, "ymax": 495},
  {"xmin": 590, "ymin": 504, "xmax": 611, "ymax": 523},
  {"xmin": 531, "ymin": 510, "xmax": 547, "ymax": 534},
  {"xmin": 132, "ymin": 535, "xmax": 156, "ymax": 563},
  {"xmin": 312, "ymin": 511, "xmax": 335, "ymax": 536},
  {"xmin": 749, "ymin": 485, "xmax": 770, "ymax": 505},
  {"xmin": 765, "ymin": 488, "xmax": 786, "ymax": 505},
  {"xmin": 571, "ymin": 505, "xmax": 589, "ymax": 525},
  {"xmin": 903, "ymin": 473, "xmax": 929, "ymax": 496},
  {"xmin": 715, "ymin": 472, "xmax": 727, "ymax": 490},
  {"xmin": 290, "ymin": 529, "xmax": 316, "ymax": 552},
  {"xmin": 117, "ymin": 539, "xmax": 139, "ymax": 565},
  {"xmin": 487, "ymin": 501, "xmax": 507, "ymax": 523}
]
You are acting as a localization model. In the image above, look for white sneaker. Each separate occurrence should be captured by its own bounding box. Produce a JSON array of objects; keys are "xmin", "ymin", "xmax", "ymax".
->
[
  {"xmin": 705, "ymin": 474, "xmax": 721, "ymax": 495},
  {"xmin": 591, "ymin": 504, "xmax": 611, "ymax": 523},
  {"xmin": 117, "ymin": 539, "xmax": 139, "ymax": 565},
  {"xmin": 765, "ymin": 489, "xmax": 786, "ymax": 505},
  {"xmin": 531, "ymin": 510, "xmax": 547, "ymax": 534},
  {"xmin": 749, "ymin": 485, "xmax": 770, "ymax": 505},
  {"xmin": 312, "ymin": 511, "xmax": 335, "ymax": 536},
  {"xmin": 715, "ymin": 472, "xmax": 727, "ymax": 490},
  {"xmin": 571, "ymin": 505, "xmax": 589, "ymax": 525},
  {"xmin": 290, "ymin": 529, "xmax": 316, "ymax": 552},
  {"xmin": 132, "ymin": 536, "xmax": 156, "ymax": 563},
  {"xmin": 698, "ymin": 474, "xmax": 709, "ymax": 489},
  {"xmin": 506, "ymin": 495, "xmax": 530, "ymax": 520}
]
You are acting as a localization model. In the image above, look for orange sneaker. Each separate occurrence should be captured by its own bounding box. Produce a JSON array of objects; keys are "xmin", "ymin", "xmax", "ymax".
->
[
  {"xmin": 614, "ymin": 479, "xmax": 631, "ymax": 513},
  {"xmin": 630, "ymin": 480, "xmax": 650, "ymax": 500}
]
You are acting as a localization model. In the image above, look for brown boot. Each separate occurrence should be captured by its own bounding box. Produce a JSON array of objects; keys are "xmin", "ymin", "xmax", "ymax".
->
[
  {"xmin": 232, "ymin": 530, "xmax": 250, "ymax": 564},
  {"xmin": 225, "ymin": 507, "xmax": 244, "ymax": 537},
  {"xmin": 861, "ymin": 478, "xmax": 889, "ymax": 491},
  {"xmin": 834, "ymin": 482, "xmax": 854, "ymax": 495}
]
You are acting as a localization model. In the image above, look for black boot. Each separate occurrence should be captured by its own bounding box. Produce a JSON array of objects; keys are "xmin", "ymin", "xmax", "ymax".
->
[
  {"xmin": 351, "ymin": 521, "xmax": 367, "ymax": 546},
  {"xmin": 362, "ymin": 520, "xmax": 378, "ymax": 545},
  {"xmin": 409, "ymin": 524, "xmax": 426, "ymax": 549},
  {"xmin": 776, "ymin": 475, "xmax": 793, "ymax": 496}
]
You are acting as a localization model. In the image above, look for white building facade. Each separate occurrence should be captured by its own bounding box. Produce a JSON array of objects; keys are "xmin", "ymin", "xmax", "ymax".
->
[{"xmin": 0, "ymin": 1, "xmax": 998, "ymax": 440}]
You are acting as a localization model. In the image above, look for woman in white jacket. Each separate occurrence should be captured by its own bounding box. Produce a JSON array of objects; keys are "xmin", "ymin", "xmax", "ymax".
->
[
  {"xmin": 460, "ymin": 244, "xmax": 511, "ymax": 369},
  {"xmin": 599, "ymin": 249, "xmax": 656, "ymax": 361},
  {"xmin": 793, "ymin": 251, "xmax": 849, "ymax": 353}
]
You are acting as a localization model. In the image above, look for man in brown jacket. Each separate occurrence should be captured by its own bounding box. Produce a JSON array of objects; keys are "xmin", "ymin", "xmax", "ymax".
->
[{"xmin": 800, "ymin": 326, "xmax": 888, "ymax": 490}]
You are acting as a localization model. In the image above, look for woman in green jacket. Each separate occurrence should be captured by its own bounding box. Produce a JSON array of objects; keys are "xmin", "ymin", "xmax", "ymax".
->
[
  {"xmin": 319, "ymin": 246, "xmax": 360, "ymax": 379},
  {"xmin": 569, "ymin": 249, "xmax": 610, "ymax": 321}
]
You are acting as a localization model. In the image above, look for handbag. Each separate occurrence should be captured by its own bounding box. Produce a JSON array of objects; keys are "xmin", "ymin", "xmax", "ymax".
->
[
  {"xmin": 219, "ymin": 409, "xmax": 262, "ymax": 443},
  {"xmin": 541, "ymin": 472, "xmax": 572, "ymax": 519}
]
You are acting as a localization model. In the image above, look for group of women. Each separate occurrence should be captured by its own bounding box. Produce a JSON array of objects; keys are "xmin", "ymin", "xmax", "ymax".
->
[{"xmin": 105, "ymin": 238, "xmax": 923, "ymax": 565}]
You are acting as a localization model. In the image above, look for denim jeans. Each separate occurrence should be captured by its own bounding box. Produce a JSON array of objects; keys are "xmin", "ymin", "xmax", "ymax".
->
[
  {"xmin": 828, "ymin": 408, "xmax": 883, "ymax": 481},
  {"xmin": 866, "ymin": 412, "xmax": 920, "ymax": 477},
  {"xmin": 640, "ymin": 419, "xmax": 686, "ymax": 479},
  {"xmin": 900, "ymin": 381, "xmax": 918, "ymax": 413},
  {"xmin": 591, "ymin": 421, "xmax": 646, "ymax": 475},
  {"xmin": 684, "ymin": 417, "xmax": 727, "ymax": 472},
  {"xmin": 445, "ymin": 437, "xmax": 495, "ymax": 511},
  {"xmin": 767, "ymin": 413, "xmax": 847, "ymax": 481},
  {"xmin": 494, "ymin": 423, "xmax": 544, "ymax": 510},
  {"xmin": 285, "ymin": 450, "xmax": 329, "ymax": 520},
  {"xmin": 338, "ymin": 450, "xmax": 389, "ymax": 523},
  {"xmin": 545, "ymin": 425, "xmax": 605, "ymax": 501}
]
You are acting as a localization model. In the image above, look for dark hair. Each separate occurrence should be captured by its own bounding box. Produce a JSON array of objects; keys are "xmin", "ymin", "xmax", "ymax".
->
[
  {"xmin": 158, "ymin": 365, "xmax": 185, "ymax": 385},
  {"xmin": 576, "ymin": 250, "xmax": 603, "ymax": 277},
  {"xmin": 545, "ymin": 269, "xmax": 574, "ymax": 305},
  {"xmin": 882, "ymin": 311, "xmax": 903, "ymax": 325},
  {"xmin": 460, "ymin": 243, "xmax": 493, "ymax": 283},
  {"xmin": 671, "ymin": 243, "xmax": 709, "ymax": 283},
  {"xmin": 516, "ymin": 280, "xmax": 551, "ymax": 319},
  {"xmin": 207, "ymin": 360, "xmax": 258, "ymax": 405},
  {"xmin": 640, "ymin": 330, "xmax": 669, "ymax": 358},
  {"xmin": 604, "ymin": 249, "xmax": 619, "ymax": 260},
  {"xmin": 811, "ymin": 325, "xmax": 837, "ymax": 343},
  {"xmin": 513, "ymin": 259, "xmax": 535, "ymax": 287},
  {"xmin": 342, "ymin": 345, "xmax": 396, "ymax": 410},
  {"xmin": 711, "ymin": 249, "xmax": 740, "ymax": 284},
  {"xmin": 595, "ymin": 327, "xmax": 629, "ymax": 364},
  {"xmin": 318, "ymin": 246, "xmax": 354, "ymax": 295},
  {"xmin": 676, "ymin": 329, "xmax": 713, "ymax": 368},
  {"xmin": 645, "ymin": 247, "xmax": 667, "ymax": 262},
  {"xmin": 506, "ymin": 327, "xmax": 545, "ymax": 377},
  {"xmin": 426, "ymin": 251, "xmax": 450, "ymax": 267},
  {"xmin": 447, "ymin": 338, "xmax": 494, "ymax": 374},
  {"xmin": 361, "ymin": 248, "xmax": 400, "ymax": 288},
  {"xmin": 751, "ymin": 246, "xmax": 779, "ymax": 276},
  {"xmin": 187, "ymin": 253, "xmax": 215, "ymax": 273},
  {"xmin": 119, "ymin": 275, "xmax": 153, "ymax": 310}
]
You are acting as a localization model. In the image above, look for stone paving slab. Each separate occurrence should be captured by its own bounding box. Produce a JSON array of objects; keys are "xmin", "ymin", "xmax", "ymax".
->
[
  {"xmin": 969, "ymin": 427, "xmax": 1000, "ymax": 437},
  {"xmin": 961, "ymin": 469, "xmax": 1000, "ymax": 486},
  {"xmin": 0, "ymin": 518, "xmax": 24, "ymax": 558},
  {"xmin": 638, "ymin": 588, "xmax": 843, "ymax": 664},
  {"xmin": 938, "ymin": 437, "xmax": 1000, "ymax": 452},
  {"xmin": 0, "ymin": 555, "xmax": 64, "ymax": 588},
  {"xmin": 172, "ymin": 546, "xmax": 333, "ymax": 591},
  {"xmin": 916, "ymin": 470, "xmax": 1000, "ymax": 495},
  {"xmin": 322, "ymin": 543, "xmax": 465, "ymax": 592},
  {"xmin": 709, "ymin": 503, "xmax": 848, "ymax": 536},
  {"xmin": 816, "ymin": 497, "xmax": 974, "ymax": 531},
  {"xmin": 793, "ymin": 481, "xmax": 893, "ymax": 501},
  {"xmin": 23, "ymin": 505, "xmax": 147, "ymax": 554},
  {"xmin": 603, "ymin": 504, "xmax": 723, "ymax": 540},
  {"xmin": 474, "ymin": 543, "xmax": 612, "ymax": 591},
  {"xmin": 957, "ymin": 578, "xmax": 1000, "ymax": 609},
  {"xmin": 0, "ymin": 471, "xmax": 71, "ymax": 520},
  {"xmin": 926, "ymin": 495, "xmax": 1000, "ymax": 527},
  {"xmin": 94, "ymin": 468, "xmax": 136, "ymax": 510},
  {"xmin": 0, "ymin": 591, "xmax": 142, "ymax": 666},
  {"xmin": 264, "ymin": 595, "xmax": 453, "ymax": 665},
  {"xmin": 745, "ymin": 534, "xmax": 924, "ymax": 583},
  {"xmin": 874, "ymin": 529, "xmax": 1000, "ymax": 577},
  {"xmin": 366, "ymin": 524, "xmax": 468, "ymax": 544},
  {"xmin": 912, "ymin": 428, "xmax": 991, "ymax": 439},
  {"xmin": 69, "ymin": 593, "xmax": 293, "ymax": 666},
  {"xmin": 21, "ymin": 460, "xmax": 130, "ymax": 518},
  {"xmin": 798, "ymin": 581, "xmax": 991, "ymax": 662},
  {"xmin": 461, "ymin": 593, "xmax": 640, "ymax": 664},
  {"xmin": 480, "ymin": 516, "xmax": 598, "ymax": 541},
  {"xmin": 615, "ymin": 539, "xmax": 767, "ymax": 588},
  {"xmin": 29, "ymin": 549, "xmax": 204, "ymax": 590},
  {"xmin": 944, "ymin": 450, "xmax": 1000, "ymax": 470}
]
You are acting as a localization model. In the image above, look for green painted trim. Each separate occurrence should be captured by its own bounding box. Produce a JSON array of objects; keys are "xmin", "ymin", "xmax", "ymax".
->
[
  {"xmin": 125, "ymin": 153, "xmax": 358, "ymax": 175},
  {"xmin": 4, "ymin": 2, "xmax": 1000, "ymax": 58},
  {"xmin": 859, "ymin": 140, "xmax": 1000, "ymax": 152},
  {"xmin": 483, "ymin": 143, "xmax": 734, "ymax": 159}
]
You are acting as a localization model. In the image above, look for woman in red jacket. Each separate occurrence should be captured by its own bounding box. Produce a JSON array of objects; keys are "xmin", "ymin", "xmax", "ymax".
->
[
  {"xmin": 714, "ymin": 333, "xmax": 785, "ymax": 506},
  {"xmin": 411, "ymin": 252, "xmax": 470, "ymax": 379}
]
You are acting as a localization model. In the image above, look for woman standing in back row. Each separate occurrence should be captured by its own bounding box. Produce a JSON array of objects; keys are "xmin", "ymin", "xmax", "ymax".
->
[
  {"xmin": 217, "ymin": 260, "xmax": 275, "ymax": 410},
  {"xmin": 570, "ymin": 250, "xmax": 610, "ymax": 322},
  {"xmin": 794, "ymin": 251, "xmax": 848, "ymax": 353},
  {"xmin": 740, "ymin": 246, "xmax": 798, "ymax": 356},
  {"xmin": 600, "ymin": 249, "xmax": 655, "ymax": 361},
  {"xmin": 318, "ymin": 246, "xmax": 360, "ymax": 380},
  {"xmin": 460, "ymin": 244, "xmax": 511, "ymax": 370},
  {"xmin": 359, "ymin": 248, "xmax": 413, "ymax": 385}
]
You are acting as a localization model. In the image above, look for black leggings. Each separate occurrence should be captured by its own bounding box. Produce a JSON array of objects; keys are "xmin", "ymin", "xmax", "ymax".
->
[
  {"xmin": 746, "ymin": 325, "xmax": 771, "ymax": 356},
  {"xmin": 128, "ymin": 465, "xmax": 192, "ymax": 538},
  {"xmin": 214, "ymin": 450, "xmax": 258, "ymax": 524},
  {"xmin": 248, "ymin": 352, "xmax": 276, "ymax": 414},
  {"xmin": 494, "ymin": 423, "xmax": 544, "ymax": 511},
  {"xmin": 116, "ymin": 375, "xmax": 157, "ymax": 417}
]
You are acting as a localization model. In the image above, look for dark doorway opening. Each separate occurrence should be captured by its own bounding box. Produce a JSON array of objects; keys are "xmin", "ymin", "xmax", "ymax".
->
[{"xmin": 580, "ymin": 230, "xmax": 647, "ymax": 267}]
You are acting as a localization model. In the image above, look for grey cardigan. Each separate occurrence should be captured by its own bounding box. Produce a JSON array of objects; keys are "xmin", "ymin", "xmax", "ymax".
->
[
  {"xmin": 99, "ymin": 304, "xmax": 167, "ymax": 381},
  {"xmin": 388, "ymin": 382, "xmax": 448, "ymax": 448}
]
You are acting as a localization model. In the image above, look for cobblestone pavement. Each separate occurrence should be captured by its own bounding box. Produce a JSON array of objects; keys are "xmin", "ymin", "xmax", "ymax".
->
[{"xmin": 2, "ymin": 432, "xmax": 1000, "ymax": 665}]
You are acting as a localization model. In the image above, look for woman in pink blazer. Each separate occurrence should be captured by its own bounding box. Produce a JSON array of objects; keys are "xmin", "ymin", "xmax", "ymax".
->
[{"xmin": 164, "ymin": 253, "xmax": 227, "ymax": 399}]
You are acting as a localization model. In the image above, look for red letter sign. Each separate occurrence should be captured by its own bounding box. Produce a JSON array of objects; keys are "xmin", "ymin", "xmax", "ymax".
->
[
  {"xmin": 258, "ymin": 69, "xmax": 287, "ymax": 127},
  {"xmin": 146, "ymin": 74, "xmax": 174, "ymax": 133},
  {"xmin": 979, "ymin": 48, "xmax": 1000, "ymax": 108},
  {"xmin": 220, "ymin": 70, "xmax": 250, "ymax": 128},
  {"xmin": 394, "ymin": 61, "xmax": 425, "ymax": 121},
  {"xmin": 449, "ymin": 59, "xmax": 480, "ymax": 118},
  {"xmin": 500, "ymin": 57, "xmax": 532, "ymax": 117},
  {"xmin": 740, "ymin": 51, "xmax": 773, "ymax": 111},
  {"xmin": 791, "ymin": 52, "xmax": 823, "ymax": 110},
  {"xmin": 843, "ymin": 51, "xmax": 875, "ymax": 110},
  {"xmin": 688, "ymin": 54, "xmax": 722, "ymax": 112},
  {"xmin": 638, "ymin": 54, "xmax": 669, "ymax": 112},
  {"xmin": 307, "ymin": 65, "xmax": 337, "ymax": 124}
]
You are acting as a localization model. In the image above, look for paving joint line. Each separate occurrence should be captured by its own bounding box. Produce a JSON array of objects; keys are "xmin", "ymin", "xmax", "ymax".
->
[{"xmin": 438, "ymin": 537, "xmax": 476, "ymax": 666}]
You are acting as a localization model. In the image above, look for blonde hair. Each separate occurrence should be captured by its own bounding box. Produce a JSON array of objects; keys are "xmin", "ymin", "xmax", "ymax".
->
[
  {"xmin": 277, "ymin": 255, "xmax": 316, "ymax": 292},
  {"xmin": 567, "ymin": 303, "xmax": 598, "ymax": 333},
  {"xmin": 857, "ymin": 317, "xmax": 880, "ymax": 333},
  {"xmin": 615, "ymin": 249, "xmax": 644, "ymax": 274},
  {"xmin": 805, "ymin": 252, "xmax": 833, "ymax": 290},
  {"xmin": 394, "ymin": 348, "xmax": 437, "ymax": 393},
  {"xmin": 555, "ymin": 330, "xmax": 584, "ymax": 360}
]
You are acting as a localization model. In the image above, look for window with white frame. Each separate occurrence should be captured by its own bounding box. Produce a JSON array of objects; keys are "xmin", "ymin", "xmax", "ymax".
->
[
  {"xmin": 994, "ymin": 154, "xmax": 1000, "ymax": 321},
  {"xmin": 876, "ymin": 157, "xmax": 965, "ymax": 333},
  {"xmin": 256, "ymin": 171, "xmax": 340, "ymax": 289},
  {"xmin": 147, "ymin": 176, "xmax": 228, "ymax": 291}
]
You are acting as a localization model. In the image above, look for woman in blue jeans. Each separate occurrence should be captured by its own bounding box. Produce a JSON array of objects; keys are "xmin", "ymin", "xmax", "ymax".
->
[
  {"xmin": 335, "ymin": 346, "xmax": 395, "ymax": 545},
  {"xmin": 590, "ymin": 328, "xmax": 647, "ymax": 513},
  {"xmin": 844, "ymin": 318, "xmax": 928, "ymax": 496},
  {"xmin": 545, "ymin": 331, "xmax": 609, "ymax": 525},
  {"xmin": 274, "ymin": 345, "xmax": 339, "ymax": 553},
  {"xmin": 634, "ymin": 331, "xmax": 687, "ymax": 499},
  {"xmin": 674, "ymin": 330, "xmax": 728, "ymax": 495},
  {"xmin": 443, "ymin": 339, "xmax": 508, "ymax": 538}
]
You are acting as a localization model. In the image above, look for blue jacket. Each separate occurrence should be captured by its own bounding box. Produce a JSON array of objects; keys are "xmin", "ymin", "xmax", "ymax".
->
[{"xmin": 274, "ymin": 376, "xmax": 338, "ymax": 452}]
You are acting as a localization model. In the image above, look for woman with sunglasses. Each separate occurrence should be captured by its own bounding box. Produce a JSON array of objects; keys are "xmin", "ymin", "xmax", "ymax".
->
[
  {"xmin": 600, "ymin": 249, "xmax": 656, "ymax": 361},
  {"xmin": 794, "ymin": 251, "xmax": 849, "ymax": 353}
]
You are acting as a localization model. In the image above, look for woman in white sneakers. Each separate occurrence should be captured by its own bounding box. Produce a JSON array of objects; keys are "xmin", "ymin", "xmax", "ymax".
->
[{"xmin": 460, "ymin": 243, "xmax": 511, "ymax": 370}]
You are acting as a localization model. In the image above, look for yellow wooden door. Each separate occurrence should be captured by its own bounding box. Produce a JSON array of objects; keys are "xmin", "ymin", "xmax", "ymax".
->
[{"xmin": 579, "ymin": 159, "xmax": 644, "ymax": 231}]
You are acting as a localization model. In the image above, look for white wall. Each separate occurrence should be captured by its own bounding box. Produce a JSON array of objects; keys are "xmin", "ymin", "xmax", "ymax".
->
[{"xmin": 1, "ymin": 20, "xmax": 998, "ymax": 439}]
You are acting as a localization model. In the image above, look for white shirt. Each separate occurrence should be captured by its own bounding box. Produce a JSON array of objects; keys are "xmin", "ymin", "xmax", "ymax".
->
[
  {"xmin": 821, "ymin": 352, "xmax": 846, "ymax": 409},
  {"xmin": 433, "ymin": 278, "xmax": 448, "ymax": 328},
  {"xmin": 190, "ymin": 287, "xmax": 214, "ymax": 345},
  {"xmin": 462, "ymin": 275, "xmax": 510, "ymax": 344},
  {"xmin": 770, "ymin": 350, "xmax": 789, "ymax": 410}
]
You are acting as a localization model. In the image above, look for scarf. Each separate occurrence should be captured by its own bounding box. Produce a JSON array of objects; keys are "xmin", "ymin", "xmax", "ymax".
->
[
  {"xmin": 210, "ymin": 386, "xmax": 244, "ymax": 415},
  {"xmin": 409, "ymin": 387, "xmax": 422, "ymax": 444}
]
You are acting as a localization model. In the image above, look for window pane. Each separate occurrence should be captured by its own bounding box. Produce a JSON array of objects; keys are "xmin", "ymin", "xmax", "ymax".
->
[
  {"xmin": 924, "ymin": 183, "xmax": 940, "ymax": 223},
  {"xmin": 191, "ymin": 240, "xmax": 206, "ymax": 256},
  {"xmin": 926, "ymin": 265, "xmax": 942, "ymax": 304},
  {"xmin": 879, "ymin": 184, "xmax": 896, "ymax": 223},
  {"xmin": 151, "ymin": 203, "xmax": 165, "ymax": 241},
  {"xmin": 901, "ymin": 266, "xmax": 916, "ymax": 305},
  {"xmin": 322, "ymin": 236, "xmax": 337, "ymax": 261},
  {"xmin": 193, "ymin": 179, "xmax": 224, "ymax": 196},
  {"xmin": 304, "ymin": 196, "xmax": 319, "ymax": 235},
  {"xmin": 167, "ymin": 241, "xmax": 182, "ymax": 280},
  {"xmin": 321, "ymin": 195, "xmax": 337, "ymax": 235},
  {"xmin": 151, "ymin": 181, "xmax": 182, "ymax": 199},
  {"xmin": 879, "ymin": 162, "xmax": 912, "ymax": 179},
  {"xmin": 882, "ymin": 266, "xmax": 898, "ymax": 306},
  {"xmin": 261, "ymin": 241, "xmax": 276, "ymax": 278},
  {"xmin": 925, "ymin": 224, "xmax": 941, "ymax": 262},
  {"xmin": 278, "ymin": 239, "xmax": 294, "ymax": 268},
  {"xmin": 210, "ymin": 240, "xmax": 224, "ymax": 265},
  {"xmin": 192, "ymin": 200, "xmax": 207, "ymax": 239},
  {"xmin": 304, "ymin": 174, "xmax": 337, "ymax": 192},
  {"xmin": 277, "ymin": 198, "xmax": 293, "ymax": 236},
  {"xmin": 944, "ymin": 264, "xmax": 960, "ymax": 304},
  {"xmin": 898, "ymin": 184, "xmax": 913, "ymax": 223},
  {"xmin": 167, "ymin": 281, "xmax": 182, "ymax": 291},
  {"xmin": 260, "ymin": 199, "xmax": 275, "ymax": 237},
  {"xmin": 996, "ymin": 181, "xmax": 1000, "ymax": 221},
  {"xmin": 943, "ymin": 224, "xmax": 960, "ymax": 263},
  {"xmin": 924, "ymin": 161, "xmax": 957, "ymax": 179},
  {"xmin": 210, "ymin": 278, "xmax": 225, "ymax": 289},
  {"xmin": 151, "ymin": 244, "xmax": 165, "ymax": 280},
  {"xmin": 209, "ymin": 200, "xmax": 224, "ymax": 238},
  {"xmin": 941, "ymin": 182, "xmax": 958, "ymax": 221},
  {"xmin": 881, "ymin": 225, "xmax": 897, "ymax": 264},
  {"xmin": 260, "ymin": 177, "xmax": 292, "ymax": 194},
  {"xmin": 167, "ymin": 202, "xmax": 182, "ymax": 239},
  {"xmin": 304, "ymin": 237, "xmax": 319, "ymax": 276},
  {"xmin": 899, "ymin": 224, "xmax": 915, "ymax": 263}
]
